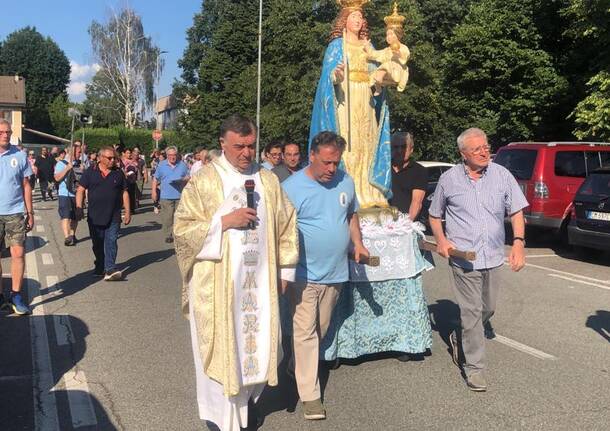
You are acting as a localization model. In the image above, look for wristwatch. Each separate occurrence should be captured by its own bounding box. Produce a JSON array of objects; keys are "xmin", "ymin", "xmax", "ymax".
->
[{"xmin": 513, "ymin": 237, "xmax": 526, "ymax": 246}]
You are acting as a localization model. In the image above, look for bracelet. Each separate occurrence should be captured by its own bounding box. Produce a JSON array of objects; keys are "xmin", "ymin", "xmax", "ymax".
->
[{"xmin": 513, "ymin": 237, "xmax": 525, "ymax": 245}]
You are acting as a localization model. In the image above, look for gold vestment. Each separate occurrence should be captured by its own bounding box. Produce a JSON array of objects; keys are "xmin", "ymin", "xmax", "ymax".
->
[{"xmin": 174, "ymin": 163, "xmax": 298, "ymax": 397}]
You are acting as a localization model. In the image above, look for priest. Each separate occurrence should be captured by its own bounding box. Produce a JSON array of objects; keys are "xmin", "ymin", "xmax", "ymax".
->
[{"xmin": 174, "ymin": 114, "xmax": 299, "ymax": 430}]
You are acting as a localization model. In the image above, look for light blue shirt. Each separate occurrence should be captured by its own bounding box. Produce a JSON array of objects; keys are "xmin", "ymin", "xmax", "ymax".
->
[
  {"xmin": 154, "ymin": 160, "xmax": 190, "ymax": 200},
  {"xmin": 261, "ymin": 161, "xmax": 274, "ymax": 170},
  {"xmin": 0, "ymin": 145, "xmax": 32, "ymax": 215},
  {"xmin": 54, "ymin": 160, "xmax": 75, "ymax": 197},
  {"xmin": 429, "ymin": 162, "xmax": 529, "ymax": 270},
  {"xmin": 283, "ymin": 168, "xmax": 359, "ymax": 284}
]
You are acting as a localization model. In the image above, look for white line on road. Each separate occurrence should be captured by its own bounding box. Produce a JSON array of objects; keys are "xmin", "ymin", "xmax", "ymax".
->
[
  {"xmin": 26, "ymin": 238, "xmax": 60, "ymax": 430},
  {"xmin": 525, "ymin": 262, "xmax": 610, "ymax": 285},
  {"xmin": 548, "ymin": 273, "xmax": 610, "ymax": 291},
  {"xmin": 53, "ymin": 314, "xmax": 75, "ymax": 346},
  {"xmin": 41, "ymin": 253, "xmax": 54, "ymax": 265},
  {"xmin": 494, "ymin": 334, "xmax": 557, "ymax": 360},
  {"xmin": 524, "ymin": 254, "xmax": 560, "ymax": 258},
  {"xmin": 36, "ymin": 225, "xmax": 45, "ymax": 233},
  {"xmin": 45, "ymin": 275, "xmax": 60, "ymax": 296},
  {"xmin": 62, "ymin": 367, "xmax": 98, "ymax": 428}
]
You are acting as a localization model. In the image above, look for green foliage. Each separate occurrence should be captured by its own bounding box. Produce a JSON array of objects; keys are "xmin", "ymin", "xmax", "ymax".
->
[
  {"xmin": 0, "ymin": 27, "xmax": 70, "ymax": 133},
  {"xmin": 74, "ymin": 127, "xmax": 194, "ymax": 155},
  {"xmin": 442, "ymin": 0, "xmax": 568, "ymax": 147},
  {"xmin": 82, "ymin": 71, "xmax": 124, "ymax": 128},
  {"xmin": 48, "ymin": 95, "xmax": 77, "ymax": 139},
  {"xmin": 572, "ymin": 72, "xmax": 610, "ymax": 140}
]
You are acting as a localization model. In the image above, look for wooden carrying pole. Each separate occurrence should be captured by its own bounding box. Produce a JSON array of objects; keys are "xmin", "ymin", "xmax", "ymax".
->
[{"xmin": 418, "ymin": 239, "xmax": 477, "ymax": 261}]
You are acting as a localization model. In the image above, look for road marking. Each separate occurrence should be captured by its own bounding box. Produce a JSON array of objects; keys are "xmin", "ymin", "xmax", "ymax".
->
[
  {"xmin": 548, "ymin": 273, "xmax": 610, "ymax": 291},
  {"xmin": 36, "ymin": 225, "xmax": 45, "ymax": 233},
  {"xmin": 53, "ymin": 314, "xmax": 75, "ymax": 346},
  {"xmin": 26, "ymin": 237, "xmax": 60, "ymax": 430},
  {"xmin": 34, "ymin": 215, "xmax": 41, "ymax": 221},
  {"xmin": 525, "ymin": 262, "xmax": 610, "ymax": 285},
  {"xmin": 41, "ymin": 253, "xmax": 54, "ymax": 265},
  {"xmin": 62, "ymin": 367, "xmax": 98, "ymax": 428},
  {"xmin": 525, "ymin": 254, "xmax": 560, "ymax": 258},
  {"xmin": 494, "ymin": 334, "xmax": 557, "ymax": 360}
]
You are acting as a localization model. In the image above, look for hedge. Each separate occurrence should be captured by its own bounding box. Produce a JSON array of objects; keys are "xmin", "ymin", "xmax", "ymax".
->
[{"xmin": 75, "ymin": 127, "xmax": 199, "ymax": 155}]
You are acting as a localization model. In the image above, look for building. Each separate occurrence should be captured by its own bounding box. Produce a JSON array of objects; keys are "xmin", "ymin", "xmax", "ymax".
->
[
  {"xmin": 155, "ymin": 95, "xmax": 179, "ymax": 130},
  {"xmin": 0, "ymin": 75, "xmax": 26, "ymax": 144}
]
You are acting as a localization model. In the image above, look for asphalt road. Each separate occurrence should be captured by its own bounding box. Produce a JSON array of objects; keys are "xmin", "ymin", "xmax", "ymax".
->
[{"xmin": 1, "ymin": 188, "xmax": 608, "ymax": 431}]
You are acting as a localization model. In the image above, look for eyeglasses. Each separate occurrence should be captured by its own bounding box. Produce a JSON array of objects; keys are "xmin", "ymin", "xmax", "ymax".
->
[
  {"xmin": 469, "ymin": 145, "xmax": 491, "ymax": 155},
  {"xmin": 268, "ymin": 153, "xmax": 282, "ymax": 158},
  {"xmin": 0, "ymin": 131, "xmax": 12, "ymax": 135},
  {"xmin": 102, "ymin": 155, "xmax": 116, "ymax": 160}
]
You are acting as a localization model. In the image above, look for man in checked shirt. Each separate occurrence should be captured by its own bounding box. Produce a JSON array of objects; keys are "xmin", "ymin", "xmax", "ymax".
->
[{"xmin": 429, "ymin": 127, "xmax": 528, "ymax": 392}]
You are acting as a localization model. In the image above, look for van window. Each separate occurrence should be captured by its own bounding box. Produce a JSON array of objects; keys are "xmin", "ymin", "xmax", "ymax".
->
[
  {"xmin": 555, "ymin": 151, "xmax": 586, "ymax": 177},
  {"xmin": 494, "ymin": 149, "xmax": 537, "ymax": 180}
]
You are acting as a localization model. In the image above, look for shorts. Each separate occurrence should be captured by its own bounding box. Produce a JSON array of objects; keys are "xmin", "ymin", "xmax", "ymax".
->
[
  {"xmin": 58, "ymin": 196, "xmax": 77, "ymax": 220},
  {"xmin": 0, "ymin": 214, "xmax": 26, "ymax": 247}
]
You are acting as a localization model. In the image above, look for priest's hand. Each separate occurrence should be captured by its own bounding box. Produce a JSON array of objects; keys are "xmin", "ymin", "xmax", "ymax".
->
[{"xmin": 221, "ymin": 208, "xmax": 257, "ymax": 231}]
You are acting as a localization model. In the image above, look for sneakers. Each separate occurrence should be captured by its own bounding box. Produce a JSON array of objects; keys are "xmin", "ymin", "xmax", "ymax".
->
[
  {"xmin": 64, "ymin": 235, "xmax": 76, "ymax": 246},
  {"xmin": 165, "ymin": 237, "xmax": 174, "ymax": 244},
  {"xmin": 449, "ymin": 331, "xmax": 462, "ymax": 368},
  {"xmin": 302, "ymin": 399, "xmax": 326, "ymax": 420},
  {"xmin": 104, "ymin": 270, "xmax": 123, "ymax": 281},
  {"xmin": 466, "ymin": 371, "xmax": 487, "ymax": 392},
  {"xmin": 9, "ymin": 292, "xmax": 31, "ymax": 315}
]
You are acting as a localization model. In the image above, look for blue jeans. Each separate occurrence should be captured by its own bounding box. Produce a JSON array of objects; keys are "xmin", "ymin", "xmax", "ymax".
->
[{"xmin": 88, "ymin": 219, "xmax": 120, "ymax": 273}]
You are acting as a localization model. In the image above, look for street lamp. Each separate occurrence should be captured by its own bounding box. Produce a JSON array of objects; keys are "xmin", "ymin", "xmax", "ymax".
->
[{"xmin": 155, "ymin": 50, "xmax": 169, "ymax": 136}]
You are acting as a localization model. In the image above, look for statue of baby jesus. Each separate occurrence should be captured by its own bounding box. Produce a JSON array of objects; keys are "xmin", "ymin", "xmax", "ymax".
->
[{"xmin": 364, "ymin": 4, "xmax": 410, "ymax": 96}]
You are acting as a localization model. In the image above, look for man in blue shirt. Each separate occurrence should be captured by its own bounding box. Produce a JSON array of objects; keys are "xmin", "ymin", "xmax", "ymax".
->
[
  {"xmin": 54, "ymin": 147, "xmax": 80, "ymax": 246},
  {"xmin": 282, "ymin": 131, "xmax": 369, "ymax": 420},
  {"xmin": 151, "ymin": 146, "xmax": 190, "ymax": 243},
  {"xmin": 0, "ymin": 119, "xmax": 34, "ymax": 315},
  {"xmin": 429, "ymin": 127, "xmax": 528, "ymax": 392}
]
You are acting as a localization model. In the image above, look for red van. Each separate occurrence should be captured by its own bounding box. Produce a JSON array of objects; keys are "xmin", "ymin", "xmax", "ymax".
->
[{"xmin": 494, "ymin": 142, "xmax": 610, "ymax": 234}]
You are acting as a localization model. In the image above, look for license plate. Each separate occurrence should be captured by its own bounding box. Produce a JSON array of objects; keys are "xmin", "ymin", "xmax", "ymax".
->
[{"xmin": 587, "ymin": 211, "xmax": 610, "ymax": 221}]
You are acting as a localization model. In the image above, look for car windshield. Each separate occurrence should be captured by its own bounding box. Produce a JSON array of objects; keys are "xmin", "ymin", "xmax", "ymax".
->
[
  {"xmin": 576, "ymin": 173, "xmax": 610, "ymax": 198},
  {"xmin": 493, "ymin": 149, "xmax": 537, "ymax": 180}
]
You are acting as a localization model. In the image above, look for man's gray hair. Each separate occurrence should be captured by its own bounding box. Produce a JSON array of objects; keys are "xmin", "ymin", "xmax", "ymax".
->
[
  {"xmin": 165, "ymin": 146, "xmax": 178, "ymax": 154},
  {"xmin": 457, "ymin": 128, "xmax": 487, "ymax": 151},
  {"xmin": 391, "ymin": 132, "xmax": 414, "ymax": 148},
  {"xmin": 0, "ymin": 119, "xmax": 11, "ymax": 128},
  {"xmin": 98, "ymin": 146, "xmax": 115, "ymax": 156}
]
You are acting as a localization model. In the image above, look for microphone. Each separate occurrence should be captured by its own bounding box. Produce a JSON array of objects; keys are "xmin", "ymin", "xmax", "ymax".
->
[{"xmin": 245, "ymin": 180, "xmax": 256, "ymax": 230}]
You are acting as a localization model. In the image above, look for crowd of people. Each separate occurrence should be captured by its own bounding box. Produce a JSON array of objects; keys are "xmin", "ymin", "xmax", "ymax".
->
[{"xmin": 0, "ymin": 113, "xmax": 528, "ymax": 430}]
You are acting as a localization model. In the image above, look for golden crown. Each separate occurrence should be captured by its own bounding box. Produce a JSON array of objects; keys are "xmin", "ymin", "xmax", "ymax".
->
[
  {"xmin": 384, "ymin": 2, "xmax": 406, "ymax": 29},
  {"xmin": 336, "ymin": 0, "xmax": 370, "ymax": 11}
]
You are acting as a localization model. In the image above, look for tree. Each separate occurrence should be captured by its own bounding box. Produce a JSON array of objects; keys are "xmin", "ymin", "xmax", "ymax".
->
[
  {"xmin": 442, "ymin": 0, "xmax": 568, "ymax": 147},
  {"xmin": 89, "ymin": 8, "xmax": 162, "ymax": 129},
  {"xmin": 561, "ymin": 0, "xmax": 610, "ymax": 140},
  {"xmin": 48, "ymin": 95, "xmax": 76, "ymax": 138},
  {"xmin": 82, "ymin": 71, "xmax": 124, "ymax": 128},
  {"xmin": 0, "ymin": 27, "xmax": 70, "ymax": 133}
]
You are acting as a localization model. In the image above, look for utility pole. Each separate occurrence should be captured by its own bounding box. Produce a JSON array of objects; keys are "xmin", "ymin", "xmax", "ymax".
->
[{"xmin": 155, "ymin": 50, "xmax": 169, "ymax": 137}]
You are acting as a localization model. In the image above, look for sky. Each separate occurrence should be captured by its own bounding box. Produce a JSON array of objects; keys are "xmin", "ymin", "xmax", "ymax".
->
[{"xmin": 2, "ymin": 0, "xmax": 202, "ymax": 102}]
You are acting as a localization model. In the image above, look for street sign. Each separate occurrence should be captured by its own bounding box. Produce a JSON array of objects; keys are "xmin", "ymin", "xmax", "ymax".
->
[{"xmin": 152, "ymin": 130, "xmax": 163, "ymax": 142}]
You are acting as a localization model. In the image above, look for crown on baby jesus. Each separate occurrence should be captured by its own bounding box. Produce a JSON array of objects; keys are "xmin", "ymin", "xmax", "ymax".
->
[
  {"xmin": 336, "ymin": 0, "xmax": 370, "ymax": 11},
  {"xmin": 384, "ymin": 2, "xmax": 406, "ymax": 29}
]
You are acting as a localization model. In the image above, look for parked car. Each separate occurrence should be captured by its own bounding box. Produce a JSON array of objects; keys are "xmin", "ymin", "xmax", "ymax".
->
[
  {"xmin": 568, "ymin": 168, "xmax": 610, "ymax": 252},
  {"xmin": 493, "ymin": 142, "xmax": 610, "ymax": 237},
  {"xmin": 419, "ymin": 161, "xmax": 455, "ymax": 224}
]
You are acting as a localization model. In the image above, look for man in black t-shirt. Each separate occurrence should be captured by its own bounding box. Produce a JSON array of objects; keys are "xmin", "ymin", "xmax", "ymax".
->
[
  {"xmin": 388, "ymin": 132, "xmax": 428, "ymax": 221},
  {"xmin": 75, "ymin": 146, "xmax": 131, "ymax": 281},
  {"xmin": 34, "ymin": 147, "xmax": 55, "ymax": 200}
]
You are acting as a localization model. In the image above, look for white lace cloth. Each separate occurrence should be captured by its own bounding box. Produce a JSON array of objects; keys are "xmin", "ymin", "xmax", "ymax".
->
[{"xmin": 350, "ymin": 213, "xmax": 431, "ymax": 282}]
